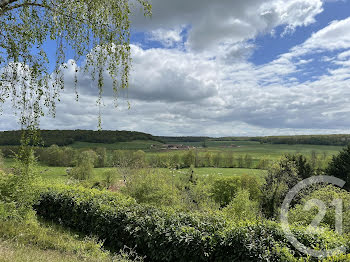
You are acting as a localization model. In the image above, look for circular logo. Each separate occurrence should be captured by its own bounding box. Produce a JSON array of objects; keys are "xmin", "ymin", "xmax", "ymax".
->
[{"xmin": 280, "ymin": 175, "xmax": 346, "ymax": 258}]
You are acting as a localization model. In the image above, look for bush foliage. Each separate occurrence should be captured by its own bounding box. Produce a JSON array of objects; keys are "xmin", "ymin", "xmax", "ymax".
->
[{"xmin": 34, "ymin": 185, "xmax": 347, "ymax": 262}]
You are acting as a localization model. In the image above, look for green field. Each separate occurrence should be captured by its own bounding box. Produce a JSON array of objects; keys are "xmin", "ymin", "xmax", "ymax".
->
[
  {"xmin": 186, "ymin": 141, "xmax": 343, "ymax": 158},
  {"xmin": 37, "ymin": 166, "xmax": 266, "ymax": 185},
  {"xmin": 3, "ymin": 140, "xmax": 342, "ymax": 185},
  {"xmin": 67, "ymin": 140, "xmax": 344, "ymax": 160},
  {"xmin": 146, "ymin": 141, "xmax": 343, "ymax": 169},
  {"xmin": 189, "ymin": 167, "xmax": 266, "ymax": 177},
  {"xmin": 69, "ymin": 140, "xmax": 162, "ymax": 151},
  {"xmin": 2, "ymin": 158, "xmax": 266, "ymax": 185}
]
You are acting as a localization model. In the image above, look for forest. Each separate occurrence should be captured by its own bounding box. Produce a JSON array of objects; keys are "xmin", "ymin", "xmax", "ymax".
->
[
  {"xmin": 1, "ymin": 130, "xmax": 350, "ymax": 147},
  {"xmin": 0, "ymin": 130, "xmax": 163, "ymax": 146}
]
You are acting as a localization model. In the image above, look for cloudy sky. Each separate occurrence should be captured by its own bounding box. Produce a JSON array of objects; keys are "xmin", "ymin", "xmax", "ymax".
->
[{"xmin": 2, "ymin": 0, "xmax": 350, "ymax": 137}]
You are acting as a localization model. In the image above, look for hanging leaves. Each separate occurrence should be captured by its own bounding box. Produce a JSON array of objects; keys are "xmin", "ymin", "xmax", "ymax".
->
[{"xmin": 0, "ymin": 0, "xmax": 152, "ymax": 129}]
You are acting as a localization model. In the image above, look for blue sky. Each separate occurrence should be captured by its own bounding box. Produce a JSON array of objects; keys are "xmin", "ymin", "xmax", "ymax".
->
[
  {"xmin": 251, "ymin": 0, "xmax": 350, "ymax": 65},
  {"xmin": 2, "ymin": 0, "xmax": 350, "ymax": 137}
]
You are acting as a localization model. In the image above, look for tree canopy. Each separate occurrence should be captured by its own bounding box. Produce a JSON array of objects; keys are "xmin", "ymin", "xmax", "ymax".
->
[
  {"xmin": 0, "ymin": 0, "xmax": 151, "ymax": 128},
  {"xmin": 326, "ymin": 145, "xmax": 350, "ymax": 191}
]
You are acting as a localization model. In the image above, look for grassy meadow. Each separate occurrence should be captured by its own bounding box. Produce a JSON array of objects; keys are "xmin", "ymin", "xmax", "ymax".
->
[
  {"xmin": 69, "ymin": 139, "xmax": 344, "ymax": 158},
  {"xmin": 1, "ymin": 139, "xmax": 343, "ymax": 187}
]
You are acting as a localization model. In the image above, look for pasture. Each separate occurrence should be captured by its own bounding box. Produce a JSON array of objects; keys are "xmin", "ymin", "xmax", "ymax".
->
[
  {"xmin": 2, "ymin": 158, "xmax": 267, "ymax": 186},
  {"xmin": 159, "ymin": 140, "xmax": 344, "ymax": 159},
  {"xmin": 1, "ymin": 140, "xmax": 343, "ymax": 186}
]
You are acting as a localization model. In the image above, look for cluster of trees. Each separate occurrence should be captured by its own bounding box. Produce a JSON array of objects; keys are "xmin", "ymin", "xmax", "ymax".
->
[
  {"xmin": 259, "ymin": 146, "xmax": 350, "ymax": 221},
  {"xmin": 115, "ymin": 150, "xmax": 268, "ymax": 169},
  {"xmin": 0, "ymin": 130, "xmax": 162, "ymax": 146},
  {"xmin": 1, "ymin": 144, "xmax": 332, "ymax": 172},
  {"xmin": 165, "ymin": 150, "xmax": 263, "ymax": 169},
  {"xmin": 20, "ymin": 145, "xmax": 267, "ymax": 169},
  {"xmin": 3, "ymin": 144, "xmax": 330, "ymax": 171}
]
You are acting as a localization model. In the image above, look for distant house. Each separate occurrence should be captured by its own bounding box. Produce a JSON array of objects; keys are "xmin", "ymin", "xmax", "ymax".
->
[{"xmin": 160, "ymin": 144, "xmax": 195, "ymax": 150}]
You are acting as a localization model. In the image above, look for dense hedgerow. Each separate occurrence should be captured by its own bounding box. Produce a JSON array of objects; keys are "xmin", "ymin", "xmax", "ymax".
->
[{"xmin": 34, "ymin": 186, "xmax": 348, "ymax": 262}]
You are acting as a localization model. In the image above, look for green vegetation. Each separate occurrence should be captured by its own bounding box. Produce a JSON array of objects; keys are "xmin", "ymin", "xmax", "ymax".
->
[
  {"xmin": 71, "ymin": 140, "xmax": 163, "ymax": 151},
  {"xmin": 0, "ymin": 219, "xmax": 134, "ymax": 262},
  {"xmin": 0, "ymin": 130, "xmax": 162, "ymax": 147},
  {"xmin": 326, "ymin": 145, "xmax": 350, "ymax": 191},
  {"xmin": 34, "ymin": 185, "xmax": 348, "ymax": 262},
  {"xmin": 2, "ymin": 134, "xmax": 350, "ymax": 261},
  {"xmin": 161, "ymin": 134, "xmax": 350, "ymax": 146},
  {"xmin": 0, "ymin": 0, "xmax": 151, "ymax": 129},
  {"xmin": 2, "ymin": 1, "xmax": 350, "ymax": 259},
  {"xmin": 258, "ymin": 134, "xmax": 350, "ymax": 146},
  {"xmin": 289, "ymin": 185, "xmax": 350, "ymax": 234}
]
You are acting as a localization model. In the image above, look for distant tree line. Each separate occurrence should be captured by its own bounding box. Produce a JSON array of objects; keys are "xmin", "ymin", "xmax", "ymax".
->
[
  {"xmin": 159, "ymin": 134, "xmax": 350, "ymax": 146},
  {"xmin": 0, "ymin": 130, "xmax": 163, "ymax": 147},
  {"xmin": 2, "ymin": 144, "xmax": 330, "ymax": 170},
  {"xmin": 257, "ymin": 134, "xmax": 350, "ymax": 146},
  {"xmin": 1, "ymin": 130, "xmax": 349, "ymax": 147}
]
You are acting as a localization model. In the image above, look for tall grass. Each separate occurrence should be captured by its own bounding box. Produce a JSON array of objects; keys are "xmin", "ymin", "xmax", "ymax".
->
[{"xmin": 0, "ymin": 218, "xmax": 137, "ymax": 262}]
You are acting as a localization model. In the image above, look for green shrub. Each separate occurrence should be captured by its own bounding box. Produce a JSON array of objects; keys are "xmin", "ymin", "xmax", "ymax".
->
[
  {"xmin": 0, "ymin": 156, "xmax": 39, "ymax": 220},
  {"xmin": 34, "ymin": 186, "xmax": 347, "ymax": 262},
  {"xmin": 132, "ymin": 150, "xmax": 146, "ymax": 168},
  {"xmin": 69, "ymin": 150, "xmax": 97, "ymax": 180},
  {"xmin": 289, "ymin": 185, "xmax": 350, "ymax": 234},
  {"xmin": 222, "ymin": 190, "xmax": 260, "ymax": 222},
  {"xmin": 261, "ymin": 157, "xmax": 301, "ymax": 218},
  {"xmin": 94, "ymin": 147, "xmax": 107, "ymax": 168},
  {"xmin": 183, "ymin": 150, "xmax": 195, "ymax": 168},
  {"xmin": 285, "ymin": 154, "xmax": 314, "ymax": 180},
  {"xmin": 210, "ymin": 175, "xmax": 261, "ymax": 208},
  {"xmin": 210, "ymin": 177, "xmax": 240, "ymax": 207},
  {"xmin": 240, "ymin": 174, "xmax": 262, "ymax": 202},
  {"xmin": 102, "ymin": 169, "xmax": 118, "ymax": 188},
  {"xmin": 38, "ymin": 145, "xmax": 76, "ymax": 167},
  {"xmin": 121, "ymin": 169, "xmax": 180, "ymax": 207}
]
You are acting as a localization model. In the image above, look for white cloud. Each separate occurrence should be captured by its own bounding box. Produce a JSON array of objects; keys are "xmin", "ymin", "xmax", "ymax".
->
[
  {"xmin": 287, "ymin": 17, "xmax": 350, "ymax": 58},
  {"xmin": 132, "ymin": 0, "xmax": 323, "ymax": 52},
  {"xmin": 147, "ymin": 27, "xmax": 184, "ymax": 47},
  {"xmin": 265, "ymin": 0, "xmax": 323, "ymax": 35},
  {"xmin": 338, "ymin": 49, "xmax": 350, "ymax": 60}
]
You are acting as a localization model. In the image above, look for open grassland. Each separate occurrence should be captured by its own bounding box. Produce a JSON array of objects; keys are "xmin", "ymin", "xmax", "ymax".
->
[
  {"xmin": 0, "ymin": 241, "xmax": 120, "ymax": 262},
  {"xmin": 2, "ymin": 140, "xmax": 342, "ymax": 186},
  {"xmin": 66, "ymin": 140, "xmax": 344, "ymax": 159},
  {"xmin": 189, "ymin": 167, "xmax": 266, "ymax": 177},
  {"xmin": 2, "ymin": 158, "xmax": 267, "ymax": 185},
  {"xmin": 158, "ymin": 140, "xmax": 344, "ymax": 159}
]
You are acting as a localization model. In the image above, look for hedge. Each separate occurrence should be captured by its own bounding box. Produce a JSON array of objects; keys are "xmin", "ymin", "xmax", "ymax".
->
[{"xmin": 34, "ymin": 186, "xmax": 348, "ymax": 261}]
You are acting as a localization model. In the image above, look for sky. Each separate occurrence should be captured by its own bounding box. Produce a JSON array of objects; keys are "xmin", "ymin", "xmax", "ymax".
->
[{"xmin": 2, "ymin": 0, "xmax": 350, "ymax": 137}]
